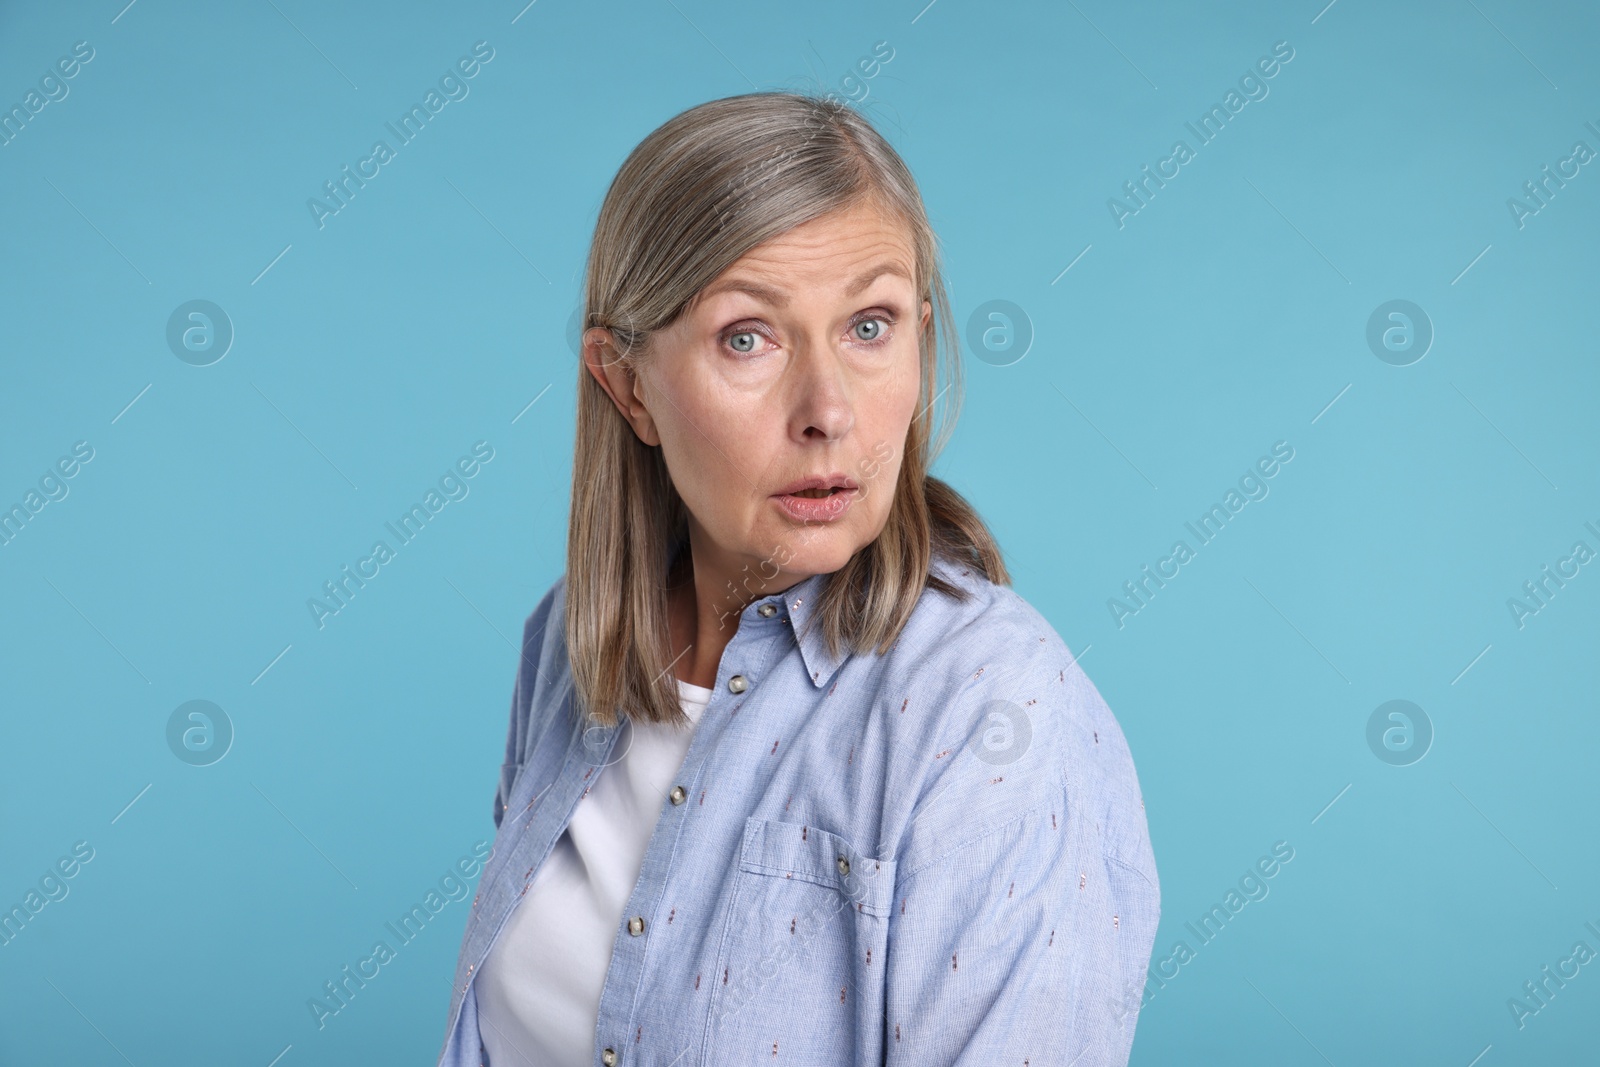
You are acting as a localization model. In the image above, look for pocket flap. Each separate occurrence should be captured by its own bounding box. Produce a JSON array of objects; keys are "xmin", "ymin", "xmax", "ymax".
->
[{"xmin": 737, "ymin": 816, "xmax": 896, "ymax": 917}]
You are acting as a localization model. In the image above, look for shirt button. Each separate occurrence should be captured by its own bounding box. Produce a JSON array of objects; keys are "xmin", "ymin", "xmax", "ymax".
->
[
  {"xmin": 837, "ymin": 855, "xmax": 851, "ymax": 876},
  {"xmin": 602, "ymin": 1048, "xmax": 617, "ymax": 1066},
  {"xmin": 628, "ymin": 915, "xmax": 646, "ymax": 935},
  {"xmin": 728, "ymin": 675, "xmax": 747, "ymax": 693},
  {"xmin": 757, "ymin": 603, "xmax": 777, "ymax": 618},
  {"xmin": 669, "ymin": 785, "xmax": 686, "ymax": 805}
]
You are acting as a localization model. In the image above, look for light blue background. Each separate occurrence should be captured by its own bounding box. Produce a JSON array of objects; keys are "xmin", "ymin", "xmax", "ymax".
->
[{"xmin": 2, "ymin": 0, "xmax": 1596, "ymax": 1064}]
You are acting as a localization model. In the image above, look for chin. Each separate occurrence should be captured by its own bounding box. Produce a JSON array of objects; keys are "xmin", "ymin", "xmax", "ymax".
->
[{"xmin": 779, "ymin": 527, "xmax": 865, "ymax": 575}]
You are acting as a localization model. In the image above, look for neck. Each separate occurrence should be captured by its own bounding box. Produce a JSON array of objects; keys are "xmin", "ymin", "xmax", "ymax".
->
[{"xmin": 667, "ymin": 536, "xmax": 804, "ymax": 689}]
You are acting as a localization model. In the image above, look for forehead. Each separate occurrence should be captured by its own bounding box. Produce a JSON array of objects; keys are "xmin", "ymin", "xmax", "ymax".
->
[{"xmin": 695, "ymin": 201, "xmax": 918, "ymax": 309}]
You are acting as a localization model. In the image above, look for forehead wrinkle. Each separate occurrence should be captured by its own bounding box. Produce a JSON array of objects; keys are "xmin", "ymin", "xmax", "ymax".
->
[{"xmin": 697, "ymin": 261, "xmax": 915, "ymax": 314}]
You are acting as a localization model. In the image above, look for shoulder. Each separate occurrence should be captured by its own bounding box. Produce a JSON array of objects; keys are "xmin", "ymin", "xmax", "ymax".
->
[
  {"xmin": 515, "ymin": 573, "xmax": 568, "ymax": 696},
  {"xmin": 521, "ymin": 573, "xmax": 567, "ymax": 654},
  {"xmin": 883, "ymin": 554, "xmax": 1153, "ymax": 884},
  {"xmin": 506, "ymin": 574, "xmax": 573, "ymax": 757},
  {"xmin": 885, "ymin": 552, "xmax": 1071, "ymax": 715}
]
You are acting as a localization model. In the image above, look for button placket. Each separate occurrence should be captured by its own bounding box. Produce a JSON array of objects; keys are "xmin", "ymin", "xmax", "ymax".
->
[
  {"xmin": 715, "ymin": 594, "xmax": 781, "ymax": 700},
  {"xmin": 595, "ymin": 611, "xmax": 783, "ymax": 1063}
]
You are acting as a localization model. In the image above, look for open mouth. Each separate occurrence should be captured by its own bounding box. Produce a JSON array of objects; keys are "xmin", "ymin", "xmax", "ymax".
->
[
  {"xmin": 773, "ymin": 473, "xmax": 861, "ymax": 498},
  {"xmin": 771, "ymin": 479, "xmax": 860, "ymax": 523}
]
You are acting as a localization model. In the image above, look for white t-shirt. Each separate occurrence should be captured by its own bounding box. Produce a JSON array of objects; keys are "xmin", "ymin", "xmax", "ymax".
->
[{"xmin": 475, "ymin": 678, "xmax": 713, "ymax": 1066}]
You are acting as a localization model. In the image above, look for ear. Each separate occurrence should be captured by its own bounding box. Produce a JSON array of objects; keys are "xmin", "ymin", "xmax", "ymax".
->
[
  {"xmin": 582, "ymin": 327, "xmax": 661, "ymax": 447},
  {"xmin": 920, "ymin": 299, "xmax": 932, "ymax": 332}
]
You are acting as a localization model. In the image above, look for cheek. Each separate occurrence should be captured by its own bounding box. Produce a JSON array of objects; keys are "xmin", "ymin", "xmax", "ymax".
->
[
  {"xmin": 886, "ymin": 339, "xmax": 923, "ymax": 419},
  {"xmin": 861, "ymin": 457, "xmax": 904, "ymax": 517},
  {"xmin": 659, "ymin": 418, "xmax": 722, "ymax": 503},
  {"xmin": 657, "ymin": 385, "xmax": 772, "ymax": 515},
  {"xmin": 866, "ymin": 370, "xmax": 919, "ymax": 465}
]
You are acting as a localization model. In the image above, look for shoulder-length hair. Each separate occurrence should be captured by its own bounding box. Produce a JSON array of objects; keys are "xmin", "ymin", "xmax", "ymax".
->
[{"xmin": 567, "ymin": 90, "xmax": 1009, "ymax": 728}]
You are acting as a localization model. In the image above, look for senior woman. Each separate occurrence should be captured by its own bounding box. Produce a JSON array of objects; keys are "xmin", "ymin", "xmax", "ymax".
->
[{"xmin": 437, "ymin": 91, "xmax": 1159, "ymax": 1067}]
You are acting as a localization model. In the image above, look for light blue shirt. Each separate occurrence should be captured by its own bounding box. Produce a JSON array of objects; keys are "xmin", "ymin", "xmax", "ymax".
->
[{"xmin": 437, "ymin": 552, "xmax": 1159, "ymax": 1066}]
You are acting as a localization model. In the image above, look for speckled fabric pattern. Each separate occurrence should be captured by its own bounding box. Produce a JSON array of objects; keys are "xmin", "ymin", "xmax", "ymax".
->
[{"xmin": 437, "ymin": 552, "xmax": 1159, "ymax": 1067}]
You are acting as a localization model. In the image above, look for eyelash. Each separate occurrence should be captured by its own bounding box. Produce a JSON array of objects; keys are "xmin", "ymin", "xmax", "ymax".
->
[{"xmin": 719, "ymin": 311, "xmax": 898, "ymax": 357}]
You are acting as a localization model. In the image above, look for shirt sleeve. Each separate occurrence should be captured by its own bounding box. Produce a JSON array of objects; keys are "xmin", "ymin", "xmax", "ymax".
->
[
  {"xmin": 492, "ymin": 664, "xmax": 520, "ymax": 831},
  {"xmin": 881, "ymin": 621, "xmax": 1159, "ymax": 1066},
  {"xmin": 493, "ymin": 577, "xmax": 565, "ymax": 830}
]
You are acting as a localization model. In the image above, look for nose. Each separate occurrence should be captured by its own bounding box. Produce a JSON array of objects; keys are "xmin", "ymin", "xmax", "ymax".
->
[{"xmin": 788, "ymin": 332, "xmax": 855, "ymax": 443}]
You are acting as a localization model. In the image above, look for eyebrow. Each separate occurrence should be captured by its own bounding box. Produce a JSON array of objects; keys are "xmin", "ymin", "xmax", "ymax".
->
[{"xmin": 697, "ymin": 262, "xmax": 914, "ymax": 310}]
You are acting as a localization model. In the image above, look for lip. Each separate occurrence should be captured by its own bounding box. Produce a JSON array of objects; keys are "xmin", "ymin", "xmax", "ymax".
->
[
  {"xmin": 771, "ymin": 473, "xmax": 860, "ymax": 496},
  {"xmin": 770, "ymin": 474, "xmax": 861, "ymax": 524}
]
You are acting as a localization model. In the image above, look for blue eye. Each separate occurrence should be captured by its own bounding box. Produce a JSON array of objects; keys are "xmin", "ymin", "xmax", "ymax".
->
[
  {"xmin": 853, "ymin": 316, "xmax": 892, "ymax": 343},
  {"xmin": 728, "ymin": 331, "xmax": 758, "ymax": 353}
]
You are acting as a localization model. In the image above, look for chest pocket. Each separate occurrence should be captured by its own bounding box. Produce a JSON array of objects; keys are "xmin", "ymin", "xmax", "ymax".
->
[
  {"xmin": 738, "ymin": 816, "xmax": 896, "ymax": 914},
  {"xmin": 701, "ymin": 817, "xmax": 897, "ymax": 1065}
]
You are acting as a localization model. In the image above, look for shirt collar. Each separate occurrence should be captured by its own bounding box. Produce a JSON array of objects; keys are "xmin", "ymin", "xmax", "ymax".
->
[{"xmin": 742, "ymin": 568, "xmax": 845, "ymax": 690}]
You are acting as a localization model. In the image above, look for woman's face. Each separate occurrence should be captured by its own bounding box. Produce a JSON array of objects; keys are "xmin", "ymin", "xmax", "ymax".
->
[{"xmin": 587, "ymin": 199, "xmax": 929, "ymax": 595}]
